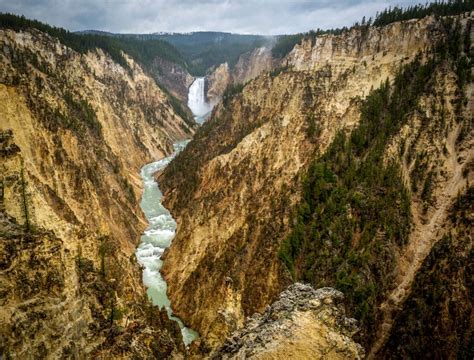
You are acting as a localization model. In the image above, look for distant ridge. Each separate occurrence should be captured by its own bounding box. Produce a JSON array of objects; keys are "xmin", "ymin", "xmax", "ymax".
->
[{"xmin": 75, "ymin": 29, "xmax": 272, "ymax": 75}]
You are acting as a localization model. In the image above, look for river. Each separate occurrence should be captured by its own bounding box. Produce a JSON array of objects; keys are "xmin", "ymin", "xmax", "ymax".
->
[
  {"xmin": 135, "ymin": 78, "xmax": 213, "ymax": 346},
  {"xmin": 135, "ymin": 141, "xmax": 198, "ymax": 345}
]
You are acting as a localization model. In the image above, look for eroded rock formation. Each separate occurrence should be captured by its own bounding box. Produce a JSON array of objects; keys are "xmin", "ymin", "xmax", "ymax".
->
[
  {"xmin": 206, "ymin": 46, "xmax": 274, "ymax": 105},
  {"xmin": 0, "ymin": 27, "xmax": 194, "ymax": 358},
  {"xmin": 159, "ymin": 13, "xmax": 473, "ymax": 357},
  {"xmin": 212, "ymin": 284, "xmax": 364, "ymax": 360}
]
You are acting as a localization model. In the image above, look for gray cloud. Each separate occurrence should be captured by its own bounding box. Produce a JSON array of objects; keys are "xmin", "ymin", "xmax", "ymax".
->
[{"xmin": 0, "ymin": 0, "xmax": 424, "ymax": 34}]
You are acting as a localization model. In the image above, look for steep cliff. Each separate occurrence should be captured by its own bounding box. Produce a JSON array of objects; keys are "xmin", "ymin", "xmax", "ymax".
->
[
  {"xmin": 148, "ymin": 56, "xmax": 195, "ymax": 103},
  {"xmin": 159, "ymin": 13, "xmax": 473, "ymax": 356},
  {"xmin": 206, "ymin": 46, "xmax": 274, "ymax": 105},
  {"xmin": 206, "ymin": 62, "xmax": 231, "ymax": 106},
  {"xmin": 233, "ymin": 47, "xmax": 274, "ymax": 85},
  {"xmin": 0, "ymin": 26, "xmax": 194, "ymax": 358}
]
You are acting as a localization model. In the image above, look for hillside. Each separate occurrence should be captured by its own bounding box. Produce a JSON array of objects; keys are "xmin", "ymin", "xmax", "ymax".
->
[
  {"xmin": 0, "ymin": 23, "xmax": 194, "ymax": 358},
  {"xmin": 76, "ymin": 30, "xmax": 271, "ymax": 78},
  {"xmin": 0, "ymin": 13, "xmax": 196, "ymax": 111},
  {"xmin": 153, "ymin": 32, "xmax": 269, "ymax": 76},
  {"xmin": 158, "ymin": 11, "xmax": 473, "ymax": 357}
]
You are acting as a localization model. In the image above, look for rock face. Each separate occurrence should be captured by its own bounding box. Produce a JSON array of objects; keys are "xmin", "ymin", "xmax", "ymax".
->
[
  {"xmin": 0, "ymin": 28, "xmax": 194, "ymax": 358},
  {"xmin": 150, "ymin": 56, "xmax": 195, "ymax": 103},
  {"xmin": 206, "ymin": 47, "xmax": 274, "ymax": 104},
  {"xmin": 212, "ymin": 284, "xmax": 364, "ymax": 360},
  {"xmin": 158, "ymin": 13, "xmax": 473, "ymax": 356},
  {"xmin": 232, "ymin": 46, "xmax": 274, "ymax": 85},
  {"xmin": 207, "ymin": 62, "xmax": 231, "ymax": 105}
]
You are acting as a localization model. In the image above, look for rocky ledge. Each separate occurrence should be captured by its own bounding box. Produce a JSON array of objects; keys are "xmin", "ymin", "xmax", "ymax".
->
[{"xmin": 212, "ymin": 283, "xmax": 365, "ymax": 359}]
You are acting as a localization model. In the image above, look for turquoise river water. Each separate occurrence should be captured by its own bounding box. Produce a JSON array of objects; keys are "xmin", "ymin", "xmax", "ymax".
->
[{"xmin": 135, "ymin": 141, "xmax": 198, "ymax": 345}]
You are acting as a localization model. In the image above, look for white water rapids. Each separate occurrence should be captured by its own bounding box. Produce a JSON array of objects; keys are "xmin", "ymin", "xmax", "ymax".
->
[
  {"xmin": 135, "ymin": 79, "xmax": 214, "ymax": 346},
  {"xmin": 135, "ymin": 141, "xmax": 198, "ymax": 345},
  {"xmin": 187, "ymin": 77, "xmax": 212, "ymax": 123}
]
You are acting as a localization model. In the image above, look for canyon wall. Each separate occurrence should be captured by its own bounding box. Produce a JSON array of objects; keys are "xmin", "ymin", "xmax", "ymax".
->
[
  {"xmin": 0, "ymin": 28, "xmax": 194, "ymax": 358},
  {"xmin": 159, "ymin": 13, "xmax": 473, "ymax": 357},
  {"xmin": 206, "ymin": 62, "xmax": 231, "ymax": 106},
  {"xmin": 206, "ymin": 46, "xmax": 274, "ymax": 105},
  {"xmin": 149, "ymin": 56, "xmax": 195, "ymax": 103}
]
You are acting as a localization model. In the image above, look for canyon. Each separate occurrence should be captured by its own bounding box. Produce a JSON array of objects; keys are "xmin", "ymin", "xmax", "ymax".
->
[
  {"xmin": 0, "ymin": 26, "xmax": 193, "ymax": 358},
  {"xmin": 1, "ymin": 5, "xmax": 473, "ymax": 360},
  {"xmin": 159, "ymin": 11, "xmax": 474, "ymax": 358}
]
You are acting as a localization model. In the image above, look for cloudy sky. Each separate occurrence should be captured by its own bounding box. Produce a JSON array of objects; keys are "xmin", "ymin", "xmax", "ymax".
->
[{"xmin": 1, "ymin": 0, "xmax": 423, "ymax": 35}]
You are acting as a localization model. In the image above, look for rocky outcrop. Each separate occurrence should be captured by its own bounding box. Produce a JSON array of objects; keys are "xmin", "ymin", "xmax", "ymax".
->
[
  {"xmin": 206, "ymin": 47, "xmax": 274, "ymax": 105},
  {"xmin": 150, "ymin": 56, "xmax": 195, "ymax": 103},
  {"xmin": 159, "ymin": 13, "xmax": 473, "ymax": 355},
  {"xmin": 233, "ymin": 46, "xmax": 274, "ymax": 85},
  {"xmin": 212, "ymin": 284, "xmax": 364, "ymax": 359},
  {"xmin": 0, "ymin": 27, "xmax": 194, "ymax": 358},
  {"xmin": 207, "ymin": 62, "xmax": 231, "ymax": 105}
]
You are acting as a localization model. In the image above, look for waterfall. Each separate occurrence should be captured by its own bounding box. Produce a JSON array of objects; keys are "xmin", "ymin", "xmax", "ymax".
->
[{"xmin": 187, "ymin": 77, "xmax": 212, "ymax": 123}]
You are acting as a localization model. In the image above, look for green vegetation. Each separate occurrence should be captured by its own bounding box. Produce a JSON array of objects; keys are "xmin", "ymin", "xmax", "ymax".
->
[
  {"xmin": 159, "ymin": 86, "xmax": 195, "ymax": 130},
  {"xmin": 271, "ymin": 34, "xmax": 305, "ymax": 58},
  {"xmin": 66, "ymin": 30, "xmax": 269, "ymax": 76},
  {"xmin": 1, "ymin": 13, "xmax": 129, "ymax": 70},
  {"xmin": 0, "ymin": 13, "xmax": 187, "ymax": 72},
  {"xmin": 98, "ymin": 235, "xmax": 115, "ymax": 278},
  {"xmin": 3, "ymin": 1, "xmax": 472, "ymax": 78},
  {"xmin": 383, "ymin": 187, "xmax": 473, "ymax": 358},
  {"xmin": 373, "ymin": 0, "xmax": 474, "ymax": 27},
  {"xmin": 108, "ymin": 296, "xmax": 125, "ymax": 326},
  {"xmin": 20, "ymin": 86, "xmax": 102, "ymax": 142},
  {"xmin": 161, "ymin": 80, "xmax": 268, "ymax": 213},
  {"xmin": 6, "ymin": 45, "xmax": 96, "ymax": 137},
  {"xmin": 272, "ymin": 0, "xmax": 474, "ymax": 59},
  {"xmin": 155, "ymin": 32, "xmax": 267, "ymax": 76},
  {"xmin": 269, "ymin": 65, "xmax": 290, "ymax": 78},
  {"xmin": 304, "ymin": 113, "xmax": 321, "ymax": 139},
  {"xmin": 0, "ymin": 178, "xmax": 4, "ymax": 206},
  {"xmin": 112, "ymin": 36, "xmax": 186, "ymax": 69},
  {"xmin": 63, "ymin": 92, "xmax": 102, "ymax": 138},
  {"xmin": 278, "ymin": 18, "xmax": 470, "ymax": 339},
  {"xmin": 222, "ymin": 83, "xmax": 245, "ymax": 107},
  {"xmin": 75, "ymin": 234, "xmax": 130, "ymax": 331},
  {"xmin": 1, "ymin": 13, "xmax": 196, "ymax": 127},
  {"xmin": 100, "ymin": 31, "xmax": 268, "ymax": 75},
  {"xmin": 183, "ymin": 39, "xmax": 265, "ymax": 76},
  {"xmin": 271, "ymin": 23, "xmax": 355, "ymax": 59}
]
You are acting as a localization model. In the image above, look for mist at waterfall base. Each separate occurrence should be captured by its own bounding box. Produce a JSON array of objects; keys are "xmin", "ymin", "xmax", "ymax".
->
[
  {"xmin": 188, "ymin": 77, "xmax": 213, "ymax": 123},
  {"xmin": 135, "ymin": 141, "xmax": 198, "ymax": 345}
]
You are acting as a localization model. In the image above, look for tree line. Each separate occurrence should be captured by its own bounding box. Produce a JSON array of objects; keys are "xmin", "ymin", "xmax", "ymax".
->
[
  {"xmin": 271, "ymin": 0, "xmax": 474, "ymax": 59},
  {"xmin": 0, "ymin": 13, "xmax": 187, "ymax": 71}
]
